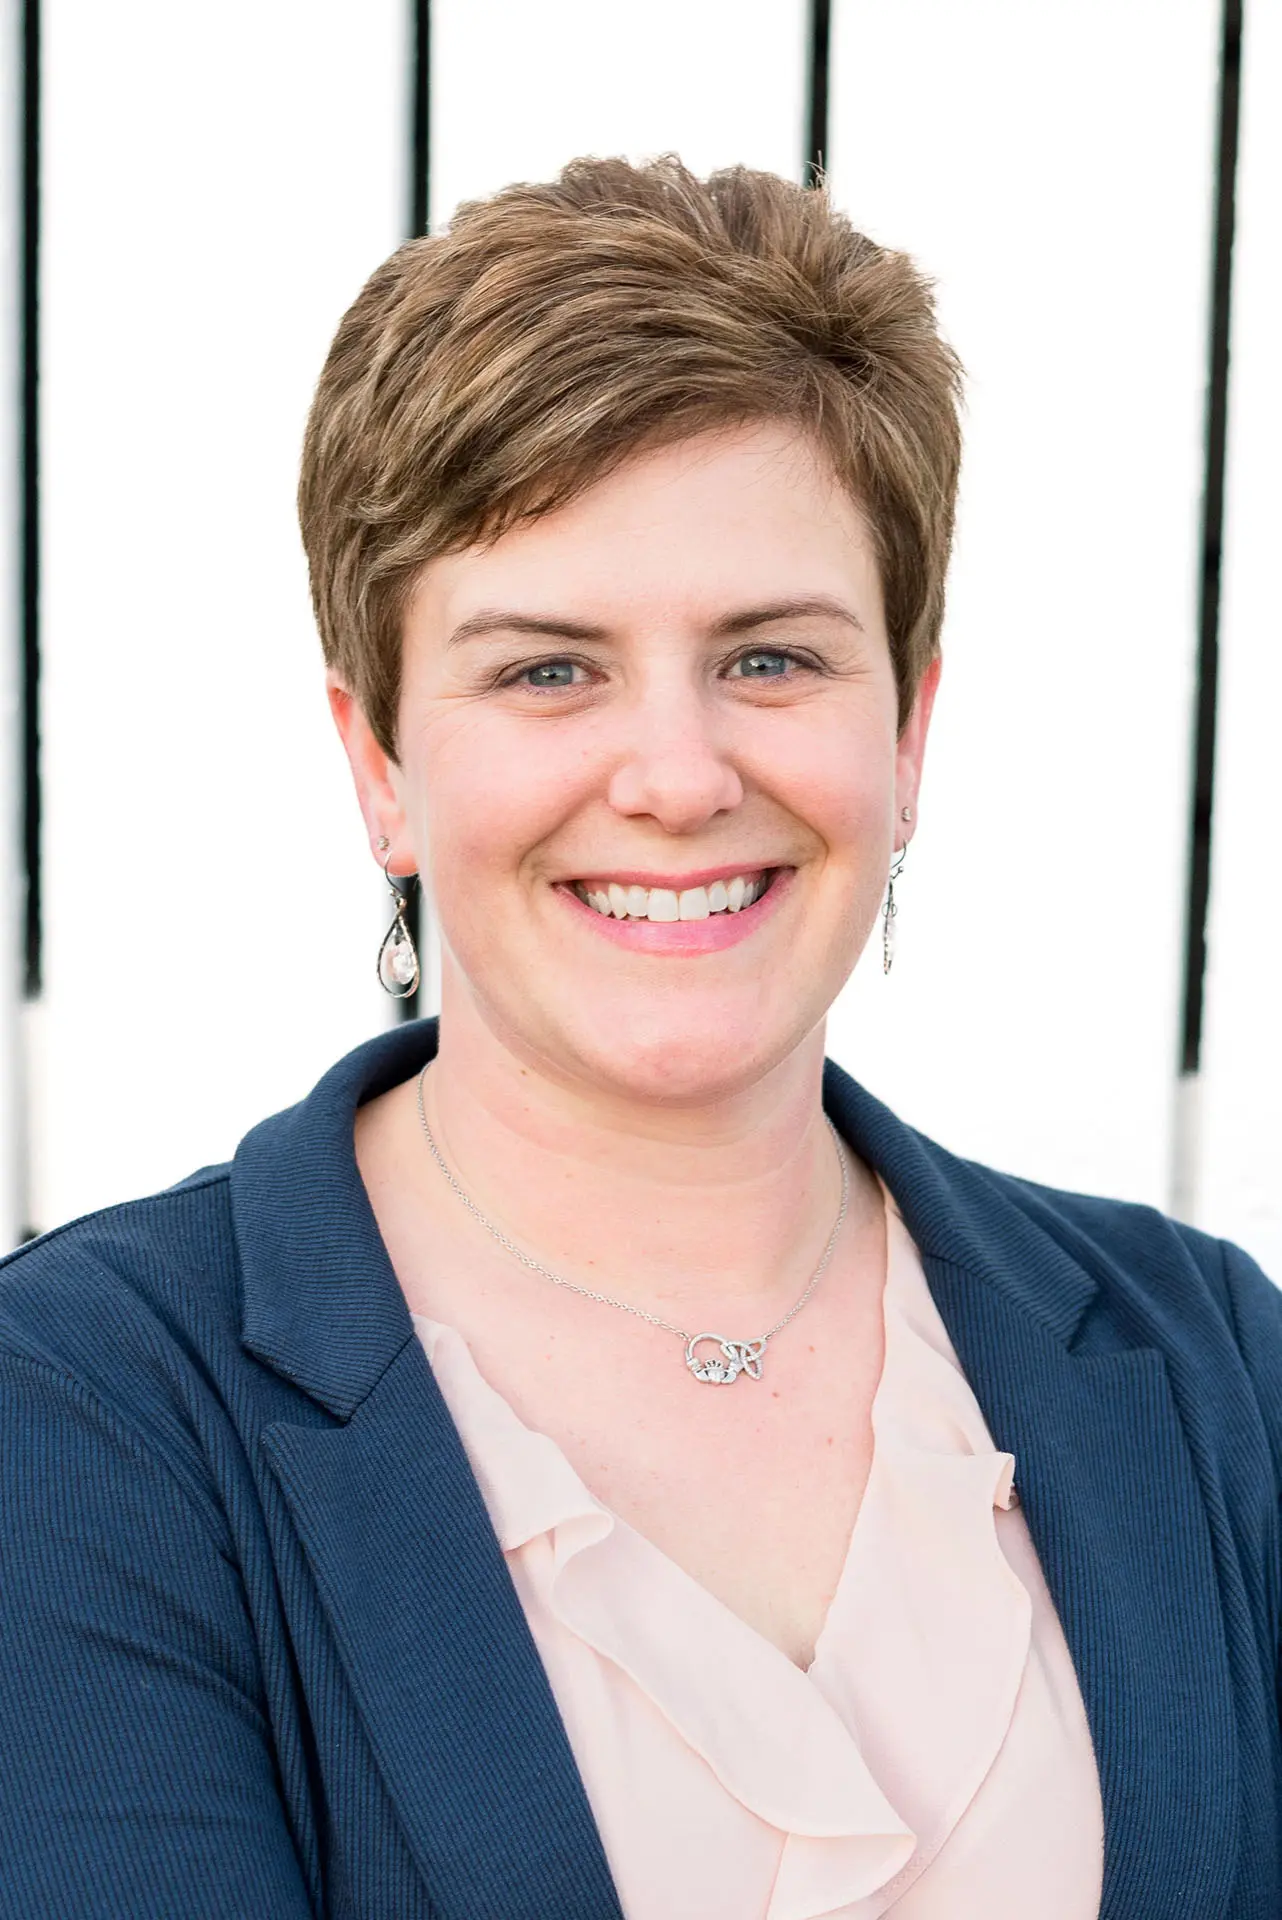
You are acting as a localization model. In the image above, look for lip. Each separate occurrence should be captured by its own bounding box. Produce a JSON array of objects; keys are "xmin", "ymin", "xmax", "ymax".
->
[
  {"xmin": 560, "ymin": 862, "xmax": 787, "ymax": 891},
  {"xmin": 555, "ymin": 867, "xmax": 794, "ymax": 954}
]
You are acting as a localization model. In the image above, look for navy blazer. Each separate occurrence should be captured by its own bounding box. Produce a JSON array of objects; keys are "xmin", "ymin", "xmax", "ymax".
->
[{"xmin": 2, "ymin": 1018, "xmax": 1280, "ymax": 1918}]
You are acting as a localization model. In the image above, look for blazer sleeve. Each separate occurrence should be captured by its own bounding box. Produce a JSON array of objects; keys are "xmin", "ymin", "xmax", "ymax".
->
[
  {"xmin": 0, "ymin": 1348, "xmax": 316, "ymax": 1919},
  {"xmin": 1217, "ymin": 1238, "xmax": 1282, "ymax": 1734},
  {"xmin": 1220, "ymin": 1237, "xmax": 1282, "ymax": 1464}
]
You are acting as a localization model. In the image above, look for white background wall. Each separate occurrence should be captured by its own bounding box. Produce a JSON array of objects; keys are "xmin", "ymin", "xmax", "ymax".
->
[
  {"xmin": 30, "ymin": 0, "xmax": 408, "ymax": 1227},
  {"xmin": 825, "ymin": 0, "xmax": 1219, "ymax": 1208},
  {"xmin": 432, "ymin": 0, "xmax": 807, "ymax": 220},
  {"xmin": 4, "ymin": 0, "xmax": 1278, "ymax": 1275}
]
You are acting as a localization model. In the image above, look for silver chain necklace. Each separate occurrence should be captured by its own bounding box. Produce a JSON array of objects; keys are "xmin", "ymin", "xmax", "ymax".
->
[{"xmin": 415, "ymin": 1065, "xmax": 849, "ymax": 1385}]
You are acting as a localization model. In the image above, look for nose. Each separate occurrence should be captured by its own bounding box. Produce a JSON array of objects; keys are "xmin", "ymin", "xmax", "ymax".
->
[{"xmin": 605, "ymin": 682, "xmax": 744, "ymax": 834}]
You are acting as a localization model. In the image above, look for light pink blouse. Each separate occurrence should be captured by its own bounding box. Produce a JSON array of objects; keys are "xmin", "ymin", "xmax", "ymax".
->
[{"xmin": 411, "ymin": 1182, "xmax": 1105, "ymax": 1918}]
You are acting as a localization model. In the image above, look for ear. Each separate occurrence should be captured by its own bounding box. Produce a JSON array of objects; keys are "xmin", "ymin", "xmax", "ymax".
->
[
  {"xmin": 326, "ymin": 673, "xmax": 415, "ymax": 876},
  {"xmin": 894, "ymin": 655, "xmax": 942, "ymax": 833}
]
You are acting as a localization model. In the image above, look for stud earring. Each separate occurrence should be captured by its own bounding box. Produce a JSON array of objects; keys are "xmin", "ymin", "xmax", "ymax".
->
[
  {"xmin": 376, "ymin": 840, "xmax": 420, "ymax": 998},
  {"xmin": 883, "ymin": 843, "xmax": 908, "ymax": 975}
]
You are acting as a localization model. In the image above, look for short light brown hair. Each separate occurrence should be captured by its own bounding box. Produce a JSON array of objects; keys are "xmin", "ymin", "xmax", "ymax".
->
[{"xmin": 299, "ymin": 154, "xmax": 962, "ymax": 758}]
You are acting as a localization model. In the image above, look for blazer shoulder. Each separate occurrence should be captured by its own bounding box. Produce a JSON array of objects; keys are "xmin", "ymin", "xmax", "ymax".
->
[
  {"xmin": 971, "ymin": 1157, "xmax": 1282, "ymax": 1433},
  {"xmin": 0, "ymin": 1171, "xmax": 250, "ymax": 1485},
  {"xmin": 0, "ymin": 1164, "xmax": 238, "ymax": 1330}
]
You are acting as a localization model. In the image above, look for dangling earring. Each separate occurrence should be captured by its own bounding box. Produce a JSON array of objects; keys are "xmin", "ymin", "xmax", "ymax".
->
[
  {"xmin": 375, "ymin": 837, "xmax": 420, "ymax": 998},
  {"xmin": 883, "ymin": 840, "xmax": 908, "ymax": 975}
]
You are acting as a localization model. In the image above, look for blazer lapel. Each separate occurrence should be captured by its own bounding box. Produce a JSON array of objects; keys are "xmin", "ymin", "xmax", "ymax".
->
[
  {"xmin": 824, "ymin": 1064, "xmax": 1239, "ymax": 1920},
  {"xmin": 259, "ymin": 1339, "xmax": 623, "ymax": 1920},
  {"xmin": 923, "ymin": 1255, "xmax": 1238, "ymax": 1920},
  {"xmin": 234, "ymin": 1022, "xmax": 622, "ymax": 1920}
]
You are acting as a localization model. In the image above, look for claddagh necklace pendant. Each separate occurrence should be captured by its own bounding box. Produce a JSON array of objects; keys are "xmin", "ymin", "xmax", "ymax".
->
[
  {"xmin": 683, "ymin": 1334, "xmax": 768, "ymax": 1385},
  {"xmin": 415, "ymin": 1065, "xmax": 850, "ymax": 1383}
]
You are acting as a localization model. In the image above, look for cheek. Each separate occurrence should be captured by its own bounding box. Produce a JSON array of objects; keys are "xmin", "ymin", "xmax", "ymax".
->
[
  {"xmin": 754, "ymin": 711, "xmax": 892, "ymax": 854},
  {"xmin": 415, "ymin": 707, "xmax": 590, "ymax": 891}
]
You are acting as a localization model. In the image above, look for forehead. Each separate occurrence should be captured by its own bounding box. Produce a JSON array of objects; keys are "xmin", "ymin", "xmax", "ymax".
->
[{"xmin": 408, "ymin": 420, "xmax": 884, "ymax": 637}]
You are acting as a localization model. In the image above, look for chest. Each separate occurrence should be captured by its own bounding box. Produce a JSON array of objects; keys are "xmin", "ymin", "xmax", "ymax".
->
[
  {"xmin": 414, "ymin": 1240, "xmax": 886, "ymax": 1668},
  {"xmin": 557, "ymin": 1371, "xmax": 879, "ymax": 1670},
  {"xmin": 354, "ymin": 1085, "xmax": 890, "ymax": 1669}
]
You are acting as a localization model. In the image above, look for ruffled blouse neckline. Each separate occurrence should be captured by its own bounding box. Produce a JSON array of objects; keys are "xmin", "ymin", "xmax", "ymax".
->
[{"xmin": 412, "ymin": 1181, "xmax": 1029, "ymax": 1918}]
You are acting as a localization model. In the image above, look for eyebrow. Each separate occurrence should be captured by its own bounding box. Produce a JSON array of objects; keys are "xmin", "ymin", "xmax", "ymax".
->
[{"xmin": 445, "ymin": 595, "xmax": 864, "ymax": 648}]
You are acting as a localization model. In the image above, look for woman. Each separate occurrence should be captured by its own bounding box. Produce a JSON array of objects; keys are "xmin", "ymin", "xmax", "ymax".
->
[{"xmin": 1, "ymin": 156, "xmax": 1279, "ymax": 1920}]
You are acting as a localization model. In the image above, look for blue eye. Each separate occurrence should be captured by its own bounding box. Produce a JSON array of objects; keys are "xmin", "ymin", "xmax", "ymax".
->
[
  {"xmin": 732, "ymin": 650, "xmax": 793, "ymax": 679},
  {"xmin": 521, "ymin": 660, "xmax": 582, "ymax": 688}
]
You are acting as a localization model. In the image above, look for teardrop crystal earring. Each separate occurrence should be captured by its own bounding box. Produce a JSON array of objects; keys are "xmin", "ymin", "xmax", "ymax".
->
[
  {"xmin": 883, "ymin": 841, "xmax": 908, "ymax": 975},
  {"xmin": 375, "ymin": 837, "xmax": 420, "ymax": 998}
]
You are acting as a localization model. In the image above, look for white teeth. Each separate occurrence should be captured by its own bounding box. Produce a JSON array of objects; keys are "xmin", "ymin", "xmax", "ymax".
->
[{"xmin": 574, "ymin": 872, "xmax": 771, "ymax": 920}]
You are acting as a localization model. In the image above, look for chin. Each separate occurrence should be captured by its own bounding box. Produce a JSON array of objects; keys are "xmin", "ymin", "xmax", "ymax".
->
[
  {"xmin": 549, "ymin": 998, "xmax": 815, "ymax": 1109},
  {"xmin": 574, "ymin": 1045, "xmax": 772, "ymax": 1110}
]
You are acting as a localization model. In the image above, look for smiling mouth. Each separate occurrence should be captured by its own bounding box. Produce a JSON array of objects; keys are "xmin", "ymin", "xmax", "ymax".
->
[{"xmin": 569, "ymin": 870, "xmax": 780, "ymax": 922}]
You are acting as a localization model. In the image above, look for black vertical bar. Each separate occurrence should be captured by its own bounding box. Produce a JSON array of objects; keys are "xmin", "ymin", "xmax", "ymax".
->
[
  {"xmin": 410, "ymin": 0, "xmax": 430, "ymax": 241},
  {"xmin": 1179, "ymin": 0, "xmax": 1242, "ymax": 1076},
  {"xmin": 399, "ymin": 0, "xmax": 430, "ymax": 1020},
  {"xmin": 20, "ymin": 0, "xmax": 40, "ymax": 998},
  {"xmin": 805, "ymin": 0, "xmax": 831, "ymax": 188}
]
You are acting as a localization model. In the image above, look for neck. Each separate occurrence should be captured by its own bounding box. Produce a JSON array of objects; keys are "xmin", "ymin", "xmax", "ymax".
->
[{"xmin": 415, "ymin": 977, "xmax": 872, "ymax": 1323}]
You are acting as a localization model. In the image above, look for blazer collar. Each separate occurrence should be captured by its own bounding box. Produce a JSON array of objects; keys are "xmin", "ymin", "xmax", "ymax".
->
[
  {"xmin": 821, "ymin": 1058, "xmax": 1099, "ymax": 1346},
  {"xmin": 233, "ymin": 1020, "xmax": 432, "ymax": 1415},
  {"xmin": 233, "ymin": 1018, "xmax": 1099, "ymax": 1416}
]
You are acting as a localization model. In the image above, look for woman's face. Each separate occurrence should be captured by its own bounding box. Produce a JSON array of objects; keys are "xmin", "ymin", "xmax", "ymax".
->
[{"xmin": 342, "ymin": 420, "xmax": 938, "ymax": 1106}]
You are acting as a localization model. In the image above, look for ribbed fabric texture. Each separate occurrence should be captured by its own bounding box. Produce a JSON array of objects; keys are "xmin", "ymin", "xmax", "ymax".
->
[{"xmin": 0, "ymin": 1019, "xmax": 1278, "ymax": 1919}]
